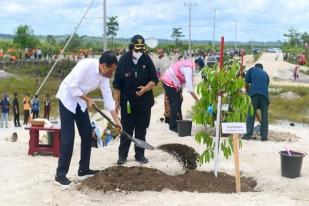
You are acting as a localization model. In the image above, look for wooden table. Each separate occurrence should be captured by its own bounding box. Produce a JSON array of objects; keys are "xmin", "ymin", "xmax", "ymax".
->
[{"xmin": 25, "ymin": 125, "xmax": 61, "ymax": 157}]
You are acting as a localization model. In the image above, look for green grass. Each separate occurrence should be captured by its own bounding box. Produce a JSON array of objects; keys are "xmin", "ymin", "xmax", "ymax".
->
[
  {"xmin": 0, "ymin": 74, "xmax": 164, "ymax": 120},
  {"xmin": 0, "ymin": 76, "xmax": 62, "ymax": 119},
  {"xmin": 300, "ymin": 68, "xmax": 309, "ymax": 75},
  {"xmin": 269, "ymin": 85, "xmax": 309, "ymax": 97},
  {"xmin": 268, "ymin": 85, "xmax": 309, "ymax": 124},
  {"xmin": 269, "ymin": 95, "xmax": 309, "ymax": 123}
]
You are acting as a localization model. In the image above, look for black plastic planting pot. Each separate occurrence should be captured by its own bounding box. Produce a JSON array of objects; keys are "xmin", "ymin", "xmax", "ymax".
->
[
  {"xmin": 279, "ymin": 150, "xmax": 305, "ymax": 178},
  {"xmin": 177, "ymin": 120, "xmax": 192, "ymax": 137}
]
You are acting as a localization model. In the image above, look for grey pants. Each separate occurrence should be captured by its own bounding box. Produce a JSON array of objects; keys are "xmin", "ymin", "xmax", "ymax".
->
[{"xmin": 245, "ymin": 94, "xmax": 269, "ymax": 140}]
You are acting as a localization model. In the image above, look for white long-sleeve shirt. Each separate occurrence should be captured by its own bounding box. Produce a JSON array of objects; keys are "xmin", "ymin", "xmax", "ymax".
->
[
  {"xmin": 56, "ymin": 58, "xmax": 115, "ymax": 114},
  {"xmin": 181, "ymin": 66, "xmax": 194, "ymax": 92}
]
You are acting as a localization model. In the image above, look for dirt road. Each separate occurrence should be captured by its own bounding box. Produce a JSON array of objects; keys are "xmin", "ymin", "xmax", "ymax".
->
[{"xmin": 245, "ymin": 53, "xmax": 309, "ymax": 87}]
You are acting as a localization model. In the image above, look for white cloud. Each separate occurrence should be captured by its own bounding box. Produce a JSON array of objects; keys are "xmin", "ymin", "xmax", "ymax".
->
[
  {"xmin": 0, "ymin": 0, "xmax": 309, "ymax": 41},
  {"xmin": 7, "ymin": 3, "xmax": 24, "ymax": 13}
]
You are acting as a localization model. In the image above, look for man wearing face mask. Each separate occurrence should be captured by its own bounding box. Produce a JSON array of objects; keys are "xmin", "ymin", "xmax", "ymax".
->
[
  {"xmin": 113, "ymin": 34, "xmax": 158, "ymax": 165},
  {"xmin": 55, "ymin": 51, "xmax": 122, "ymax": 188}
]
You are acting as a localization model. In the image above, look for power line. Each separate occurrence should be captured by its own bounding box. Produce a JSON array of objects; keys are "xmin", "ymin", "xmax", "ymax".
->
[
  {"xmin": 234, "ymin": 20, "xmax": 237, "ymax": 49},
  {"xmin": 103, "ymin": 0, "xmax": 107, "ymax": 51},
  {"xmin": 212, "ymin": 8, "xmax": 216, "ymax": 49}
]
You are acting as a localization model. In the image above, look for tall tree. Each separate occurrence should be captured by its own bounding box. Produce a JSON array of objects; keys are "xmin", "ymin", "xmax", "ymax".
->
[
  {"xmin": 171, "ymin": 27, "xmax": 184, "ymax": 47},
  {"xmin": 301, "ymin": 32, "xmax": 309, "ymax": 45},
  {"xmin": 283, "ymin": 27, "xmax": 301, "ymax": 48},
  {"xmin": 13, "ymin": 25, "xmax": 39, "ymax": 49},
  {"xmin": 107, "ymin": 16, "xmax": 119, "ymax": 49},
  {"xmin": 46, "ymin": 35, "xmax": 57, "ymax": 46},
  {"xmin": 62, "ymin": 34, "xmax": 84, "ymax": 52}
]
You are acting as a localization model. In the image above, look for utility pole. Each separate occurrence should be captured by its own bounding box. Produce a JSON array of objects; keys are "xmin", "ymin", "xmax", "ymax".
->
[
  {"xmin": 103, "ymin": 0, "xmax": 107, "ymax": 52},
  {"xmin": 212, "ymin": 8, "xmax": 216, "ymax": 49},
  {"xmin": 184, "ymin": 2, "xmax": 197, "ymax": 58},
  {"xmin": 234, "ymin": 20, "xmax": 237, "ymax": 49},
  {"xmin": 251, "ymin": 39, "xmax": 254, "ymax": 54}
]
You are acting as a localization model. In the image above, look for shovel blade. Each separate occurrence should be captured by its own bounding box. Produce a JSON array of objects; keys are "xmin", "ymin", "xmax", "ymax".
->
[
  {"xmin": 122, "ymin": 130, "xmax": 155, "ymax": 150},
  {"xmin": 132, "ymin": 138, "xmax": 155, "ymax": 150}
]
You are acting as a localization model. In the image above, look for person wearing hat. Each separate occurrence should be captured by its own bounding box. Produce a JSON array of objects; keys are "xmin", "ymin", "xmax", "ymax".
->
[
  {"xmin": 160, "ymin": 58, "xmax": 204, "ymax": 133},
  {"xmin": 55, "ymin": 51, "xmax": 121, "ymax": 187},
  {"xmin": 113, "ymin": 34, "xmax": 158, "ymax": 165}
]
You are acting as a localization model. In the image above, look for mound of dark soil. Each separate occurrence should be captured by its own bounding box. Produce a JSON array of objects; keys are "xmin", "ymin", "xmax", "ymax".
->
[
  {"xmin": 157, "ymin": 144, "xmax": 199, "ymax": 170},
  {"xmin": 79, "ymin": 166, "xmax": 257, "ymax": 193}
]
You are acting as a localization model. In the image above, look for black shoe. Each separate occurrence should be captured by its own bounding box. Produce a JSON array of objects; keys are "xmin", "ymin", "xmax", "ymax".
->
[
  {"xmin": 170, "ymin": 128, "xmax": 178, "ymax": 133},
  {"xmin": 241, "ymin": 135, "xmax": 251, "ymax": 140},
  {"xmin": 54, "ymin": 175, "xmax": 73, "ymax": 188},
  {"xmin": 165, "ymin": 117, "xmax": 170, "ymax": 124},
  {"xmin": 261, "ymin": 138, "xmax": 267, "ymax": 141},
  {"xmin": 117, "ymin": 158, "xmax": 127, "ymax": 165},
  {"xmin": 77, "ymin": 169, "xmax": 99, "ymax": 180},
  {"xmin": 135, "ymin": 157, "xmax": 149, "ymax": 164}
]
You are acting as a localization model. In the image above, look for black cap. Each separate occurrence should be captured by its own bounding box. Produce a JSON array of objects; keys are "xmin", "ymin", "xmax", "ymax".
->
[
  {"xmin": 255, "ymin": 63, "xmax": 263, "ymax": 69},
  {"xmin": 195, "ymin": 57, "xmax": 205, "ymax": 68},
  {"xmin": 131, "ymin": 34, "xmax": 146, "ymax": 51}
]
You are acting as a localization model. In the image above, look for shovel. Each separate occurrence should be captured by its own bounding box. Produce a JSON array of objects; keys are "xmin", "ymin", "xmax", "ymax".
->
[{"xmin": 93, "ymin": 106, "xmax": 155, "ymax": 150}]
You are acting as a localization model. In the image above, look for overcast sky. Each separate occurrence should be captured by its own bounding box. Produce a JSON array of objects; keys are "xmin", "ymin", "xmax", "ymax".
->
[{"xmin": 0, "ymin": 0, "xmax": 309, "ymax": 42}]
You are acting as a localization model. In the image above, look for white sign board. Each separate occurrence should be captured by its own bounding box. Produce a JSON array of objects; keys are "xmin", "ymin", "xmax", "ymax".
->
[
  {"xmin": 222, "ymin": 104, "xmax": 229, "ymax": 111},
  {"xmin": 222, "ymin": 123, "xmax": 246, "ymax": 134}
]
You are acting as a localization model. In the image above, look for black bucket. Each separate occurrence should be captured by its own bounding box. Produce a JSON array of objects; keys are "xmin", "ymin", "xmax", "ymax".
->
[
  {"xmin": 177, "ymin": 120, "xmax": 192, "ymax": 137},
  {"xmin": 279, "ymin": 150, "xmax": 305, "ymax": 178}
]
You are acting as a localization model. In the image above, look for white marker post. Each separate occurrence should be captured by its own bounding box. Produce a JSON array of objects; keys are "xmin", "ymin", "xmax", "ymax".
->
[
  {"xmin": 214, "ymin": 95, "xmax": 222, "ymax": 177},
  {"xmin": 214, "ymin": 36, "xmax": 225, "ymax": 177}
]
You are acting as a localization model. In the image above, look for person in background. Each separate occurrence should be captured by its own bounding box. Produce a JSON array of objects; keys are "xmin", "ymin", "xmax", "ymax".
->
[
  {"xmin": 161, "ymin": 58, "xmax": 204, "ymax": 133},
  {"xmin": 13, "ymin": 92, "xmax": 21, "ymax": 127},
  {"xmin": 113, "ymin": 34, "xmax": 158, "ymax": 165},
  {"xmin": 0, "ymin": 94, "xmax": 10, "ymax": 128},
  {"xmin": 23, "ymin": 93, "xmax": 31, "ymax": 125},
  {"xmin": 292, "ymin": 65, "xmax": 299, "ymax": 81},
  {"xmin": 44, "ymin": 93, "xmax": 51, "ymax": 120},
  {"xmin": 242, "ymin": 63, "xmax": 270, "ymax": 141},
  {"xmin": 31, "ymin": 94, "xmax": 40, "ymax": 119}
]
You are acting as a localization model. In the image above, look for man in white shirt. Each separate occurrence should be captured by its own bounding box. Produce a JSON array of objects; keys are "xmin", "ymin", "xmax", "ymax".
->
[{"xmin": 55, "ymin": 51, "xmax": 121, "ymax": 188}]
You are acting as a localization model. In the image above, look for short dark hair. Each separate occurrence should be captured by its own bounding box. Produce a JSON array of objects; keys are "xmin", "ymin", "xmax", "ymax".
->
[
  {"xmin": 255, "ymin": 63, "xmax": 263, "ymax": 69},
  {"xmin": 99, "ymin": 51, "xmax": 118, "ymax": 67}
]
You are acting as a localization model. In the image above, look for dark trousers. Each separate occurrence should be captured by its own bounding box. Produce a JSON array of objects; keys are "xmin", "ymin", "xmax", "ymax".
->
[
  {"xmin": 14, "ymin": 112, "xmax": 20, "ymax": 127},
  {"xmin": 56, "ymin": 101, "xmax": 92, "ymax": 177},
  {"xmin": 118, "ymin": 104, "xmax": 151, "ymax": 160},
  {"xmin": 163, "ymin": 83, "xmax": 182, "ymax": 131},
  {"xmin": 32, "ymin": 111, "xmax": 39, "ymax": 119},
  {"xmin": 24, "ymin": 110, "xmax": 30, "ymax": 124},
  {"xmin": 245, "ymin": 94, "xmax": 269, "ymax": 140},
  {"xmin": 44, "ymin": 109, "xmax": 50, "ymax": 120}
]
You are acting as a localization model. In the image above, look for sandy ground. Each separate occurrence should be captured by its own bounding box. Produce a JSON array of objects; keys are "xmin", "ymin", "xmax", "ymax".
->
[{"xmin": 1, "ymin": 54, "xmax": 309, "ymax": 206}]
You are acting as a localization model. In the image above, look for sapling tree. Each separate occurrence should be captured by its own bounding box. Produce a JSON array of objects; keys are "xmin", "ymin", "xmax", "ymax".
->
[{"xmin": 193, "ymin": 59, "xmax": 252, "ymax": 163}]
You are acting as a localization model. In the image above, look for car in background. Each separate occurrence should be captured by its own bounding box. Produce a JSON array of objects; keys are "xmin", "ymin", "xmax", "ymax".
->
[
  {"xmin": 206, "ymin": 55, "xmax": 220, "ymax": 68},
  {"xmin": 253, "ymin": 48, "xmax": 261, "ymax": 54},
  {"xmin": 266, "ymin": 48, "xmax": 282, "ymax": 53}
]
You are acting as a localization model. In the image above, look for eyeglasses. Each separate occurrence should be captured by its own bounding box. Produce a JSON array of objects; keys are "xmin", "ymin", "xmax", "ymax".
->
[{"xmin": 134, "ymin": 48, "xmax": 145, "ymax": 52}]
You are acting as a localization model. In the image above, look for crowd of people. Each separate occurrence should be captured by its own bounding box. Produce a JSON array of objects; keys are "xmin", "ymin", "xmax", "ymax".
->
[
  {"xmin": 0, "ymin": 92, "xmax": 51, "ymax": 128},
  {"xmin": 1, "ymin": 34, "xmax": 271, "ymax": 188}
]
